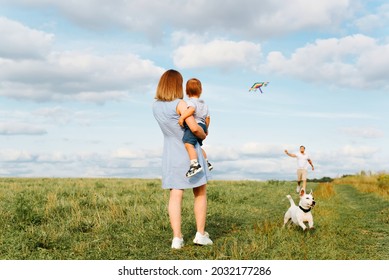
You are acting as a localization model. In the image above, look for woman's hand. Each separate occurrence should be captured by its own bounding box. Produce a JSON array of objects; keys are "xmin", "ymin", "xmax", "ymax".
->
[{"xmin": 186, "ymin": 117, "xmax": 206, "ymax": 140}]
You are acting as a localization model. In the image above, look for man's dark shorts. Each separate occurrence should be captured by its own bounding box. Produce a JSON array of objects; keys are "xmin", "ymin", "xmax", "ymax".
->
[{"xmin": 183, "ymin": 122, "xmax": 207, "ymax": 146}]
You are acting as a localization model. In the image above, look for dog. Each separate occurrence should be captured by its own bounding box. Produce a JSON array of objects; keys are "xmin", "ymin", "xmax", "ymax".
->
[{"xmin": 283, "ymin": 189, "xmax": 316, "ymax": 231}]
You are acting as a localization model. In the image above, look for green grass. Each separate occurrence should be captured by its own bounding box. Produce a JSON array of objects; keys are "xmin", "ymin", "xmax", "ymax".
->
[{"xmin": 0, "ymin": 178, "xmax": 388, "ymax": 260}]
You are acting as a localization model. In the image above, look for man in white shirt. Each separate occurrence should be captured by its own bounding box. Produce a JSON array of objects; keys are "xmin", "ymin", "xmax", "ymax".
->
[{"xmin": 284, "ymin": 145, "xmax": 314, "ymax": 194}]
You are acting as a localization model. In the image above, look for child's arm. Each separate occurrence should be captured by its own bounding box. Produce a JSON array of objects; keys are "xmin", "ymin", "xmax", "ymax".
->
[
  {"xmin": 178, "ymin": 106, "xmax": 195, "ymax": 127},
  {"xmin": 205, "ymin": 116, "xmax": 210, "ymax": 135}
]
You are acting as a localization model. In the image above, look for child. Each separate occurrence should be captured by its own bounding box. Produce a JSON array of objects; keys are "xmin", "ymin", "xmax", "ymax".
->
[{"xmin": 178, "ymin": 78, "xmax": 213, "ymax": 177}]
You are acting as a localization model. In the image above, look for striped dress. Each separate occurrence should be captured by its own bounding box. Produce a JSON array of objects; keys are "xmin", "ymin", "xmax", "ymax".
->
[{"xmin": 153, "ymin": 99, "xmax": 210, "ymax": 189}]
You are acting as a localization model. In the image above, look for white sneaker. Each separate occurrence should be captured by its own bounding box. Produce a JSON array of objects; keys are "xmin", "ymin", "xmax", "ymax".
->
[
  {"xmin": 171, "ymin": 237, "xmax": 184, "ymax": 249},
  {"xmin": 193, "ymin": 231, "xmax": 213, "ymax": 246},
  {"xmin": 296, "ymin": 185, "xmax": 301, "ymax": 193}
]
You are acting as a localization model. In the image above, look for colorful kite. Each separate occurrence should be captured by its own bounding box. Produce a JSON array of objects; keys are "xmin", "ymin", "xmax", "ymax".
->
[{"xmin": 249, "ymin": 82, "xmax": 269, "ymax": 93}]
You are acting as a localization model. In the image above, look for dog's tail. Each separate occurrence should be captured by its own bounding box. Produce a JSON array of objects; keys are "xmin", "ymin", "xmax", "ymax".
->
[{"xmin": 286, "ymin": 195, "xmax": 295, "ymax": 207}]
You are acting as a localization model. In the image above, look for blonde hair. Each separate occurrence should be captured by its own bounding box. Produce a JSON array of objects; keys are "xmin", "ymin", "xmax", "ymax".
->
[
  {"xmin": 186, "ymin": 78, "xmax": 202, "ymax": 97},
  {"xmin": 155, "ymin": 69, "xmax": 183, "ymax": 101}
]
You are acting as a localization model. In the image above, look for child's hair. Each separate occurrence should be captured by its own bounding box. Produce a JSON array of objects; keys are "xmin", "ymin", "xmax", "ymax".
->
[{"xmin": 186, "ymin": 78, "xmax": 202, "ymax": 97}]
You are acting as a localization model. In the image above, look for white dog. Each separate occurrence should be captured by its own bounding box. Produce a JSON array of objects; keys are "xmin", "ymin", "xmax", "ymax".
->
[{"xmin": 283, "ymin": 189, "xmax": 316, "ymax": 231}]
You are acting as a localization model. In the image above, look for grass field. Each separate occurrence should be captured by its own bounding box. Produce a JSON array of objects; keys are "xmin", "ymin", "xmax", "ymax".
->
[{"xmin": 0, "ymin": 177, "xmax": 388, "ymax": 260}]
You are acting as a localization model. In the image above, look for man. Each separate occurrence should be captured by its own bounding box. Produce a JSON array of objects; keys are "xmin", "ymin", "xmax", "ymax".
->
[{"xmin": 284, "ymin": 146, "xmax": 314, "ymax": 193}]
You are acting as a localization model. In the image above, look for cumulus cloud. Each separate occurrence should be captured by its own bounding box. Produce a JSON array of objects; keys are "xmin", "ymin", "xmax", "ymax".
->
[
  {"xmin": 0, "ymin": 143, "xmax": 386, "ymax": 179},
  {"xmin": 0, "ymin": 149, "xmax": 38, "ymax": 162},
  {"xmin": 339, "ymin": 145, "xmax": 380, "ymax": 158},
  {"xmin": 0, "ymin": 122, "xmax": 47, "ymax": 135},
  {"xmin": 112, "ymin": 148, "xmax": 143, "ymax": 159},
  {"xmin": 173, "ymin": 39, "xmax": 261, "ymax": 70},
  {"xmin": 0, "ymin": 107, "xmax": 112, "ymax": 130},
  {"xmin": 1, "ymin": 0, "xmax": 352, "ymax": 39},
  {"xmin": 240, "ymin": 143, "xmax": 283, "ymax": 158},
  {"xmin": 265, "ymin": 34, "xmax": 389, "ymax": 89},
  {"xmin": 354, "ymin": 3, "xmax": 389, "ymax": 32},
  {"xmin": 289, "ymin": 111, "xmax": 378, "ymax": 120},
  {"xmin": 0, "ymin": 18, "xmax": 165, "ymax": 104},
  {"xmin": 207, "ymin": 143, "xmax": 295, "ymax": 164},
  {"xmin": 0, "ymin": 148, "xmax": 162, "ymax": 177},
  {"xmin": 0, "ymin": 17, "xmax": 53, "ymax": 59},
  {"xmin": 340, "ymin": 127, "xmax": 384, "ymax": 139},
  {"xmin": 204, "ymin": 142, "xmax": 387, "ymax": 180}
]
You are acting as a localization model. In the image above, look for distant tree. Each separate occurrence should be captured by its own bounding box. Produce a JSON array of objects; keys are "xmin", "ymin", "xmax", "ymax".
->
[{"xmin": 307, "ymin": 177, "xmax": 334, "ymax": 183}]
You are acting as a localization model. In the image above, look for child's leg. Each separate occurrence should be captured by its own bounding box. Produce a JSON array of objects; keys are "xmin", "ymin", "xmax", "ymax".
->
[
  {"xmin": 202, "ymin": 148, "xmax": 213, "ymax": 171},
  {"xmin": 185, "ymin": 143, "xmax": 198, "ymax": 161},
  {"xmin": 201, "ymin": 148, "xmax": 207, "ymax": 159},
  {"xmin": 185, "ymin": 143, "xmax": 203, "ymax": 177}
]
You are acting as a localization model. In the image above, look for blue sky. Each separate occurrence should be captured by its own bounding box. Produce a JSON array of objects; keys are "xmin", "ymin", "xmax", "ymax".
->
[{"xmin": 0, "ymin": 0, "xmax": 388, "ymax": 180}]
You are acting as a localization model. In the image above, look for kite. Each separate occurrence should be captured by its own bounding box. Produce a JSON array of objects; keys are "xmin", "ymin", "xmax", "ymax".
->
[{"xmin": 249, "ymin": 82, "xmax": 269, "ymax": 93}]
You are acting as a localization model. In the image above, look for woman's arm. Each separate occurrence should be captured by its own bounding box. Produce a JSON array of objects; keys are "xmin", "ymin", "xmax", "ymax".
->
[
  {"xmin": 177, "ymin": 100, "xmax": 206, "ymax": 140},
  {"xmin": 178, "ymin": 106, "xmax": 195, "ymax": 127},
  {"xmin": 186, "ymin": 116, "xmax": 206, "ymax": 140}
]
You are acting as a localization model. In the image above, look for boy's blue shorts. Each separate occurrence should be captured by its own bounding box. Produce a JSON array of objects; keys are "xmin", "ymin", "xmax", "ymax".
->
[{"xmin": 183, "ymin": 122, "xmax": 207, "ymax": 146}]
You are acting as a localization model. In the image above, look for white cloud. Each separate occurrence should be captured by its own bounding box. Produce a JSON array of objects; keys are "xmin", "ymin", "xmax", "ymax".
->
[
  {"xmin": 291, "ymin": 111, "xmax": 378, "ymax": 120},
  {"xmin": 171, "ymin": 31, "xmax": 206, "ymax": 46},
  {"xmin": 354, "ymin": 3, "xmax": 389, "ymax": 32},
  {"xmin": 72, "ymin": 91, "xmax": 129, "ymax": 105},
  {"xmin": 0, "ymin": 1, "xmax": 388, "ymax": 180},
  {"xmin": 173, "ymin": 39, "xmax": 261, "ymax": 70},
  {"xmin": 0, "ymin": 107, "xmax": 112, "ymax": 130},
  {"xmin": 0, "ymin": 122, "xmax": 47, "ymax": 135},
  {"xmin": 0, "ymin": 143, "xmax": 386, "ymax": 179},
  {"xmin": 0, "ymin": 148, "xmax": 162, "ymax": 177},
  {"xmin": 112, "ymin": 148, "xmax": 162, "ymax": 160},
  {"xmin": 205, "ymin": 142, "xmax": 387, "ymax": 179},
  {"xmin": 0, "ymin": 149, "xmax": 38, "ymax": 161},
  {"xmin": 339, "ymin": 145, "xmax": 380, "ymax": 158},
  {"xmin": 32, "ymin": 107, "xmax": 72, "ymax": 125},
  {"xmin": 204, "ymin": 145, "xmax": 240, "ymax": 162},
  {"xmin": 0, "ymin": 0, "xmax": 352, "ymax": 39},
  {"xmin": 265, "ymin": 34, "xmax": 389, "ymax": 89},
  {"xmin": 240, "ymin": 143, "xmax": 283, "ymax": 157},
  {"xmin": 340, "ymin": 127, "xmax": 384, "ymax": 139},
  {"xmin": 37, "ymin": 151, "xmax": 76, "ymax": 163},
  {"xmin": 0, "ymin": 17, "xmax": 53, "ymax": 59},
  {"xmin": 112, "ymin": 148, "xmax": 142, "ymax": 159},
  {"xmin": 0, "ymin": 22, "xmax": 165, "ymax": 103}
]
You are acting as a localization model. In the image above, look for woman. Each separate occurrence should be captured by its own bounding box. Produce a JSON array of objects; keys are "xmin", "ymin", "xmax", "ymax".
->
[{"xmin": 153, "ymin": 69, "xmax": 213, "ymax": 249}]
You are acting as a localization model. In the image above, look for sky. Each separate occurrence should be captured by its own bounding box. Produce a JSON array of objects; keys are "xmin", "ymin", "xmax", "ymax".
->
[{"xmin": 0, "ymin": 0, "xmax": 388, "ymax": 180}]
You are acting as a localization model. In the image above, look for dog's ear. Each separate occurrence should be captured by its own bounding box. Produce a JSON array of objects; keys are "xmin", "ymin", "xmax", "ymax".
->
[
  {"xmin": 299, "ymin": 189, "xmax": 305, "ymax": 196},
  {"xmin": 309, "ymin": 189, "xmax": 313, "ymax": 195}
]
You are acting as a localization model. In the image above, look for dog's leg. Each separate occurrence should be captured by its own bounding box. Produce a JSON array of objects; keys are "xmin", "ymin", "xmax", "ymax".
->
[
  {"xmin": 308, "ymin": 217, "xmax": 314, "ymax": 229},
  {"xmin": 283, "ymin": 210, "xmax": 291, "ymax": 227},
  {"xmin": 297, "ymin": 218, "xmax": 307, "ymax": 231}
]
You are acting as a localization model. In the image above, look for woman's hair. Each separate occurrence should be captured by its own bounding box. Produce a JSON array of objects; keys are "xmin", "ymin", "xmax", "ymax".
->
[
  {"xmin": 155, "ymin": 69, "xmax": 183, "ymax": 101},
  {"xmin": 186, "ymin": 78, "xmax": 202, "ymax": 97}
]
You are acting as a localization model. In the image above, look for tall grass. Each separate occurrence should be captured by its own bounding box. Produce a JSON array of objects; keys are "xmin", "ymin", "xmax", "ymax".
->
[
  {"xmin": 334, "ymin": 173, "xmax": 389, "ymax": 198},
  {"xmin": 314, "ymin": 182, "xmax": 335, "ymax": 199},
  {"xmin": 0, "ymin": 177, "xmax": 387, "ymax": 260}
]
